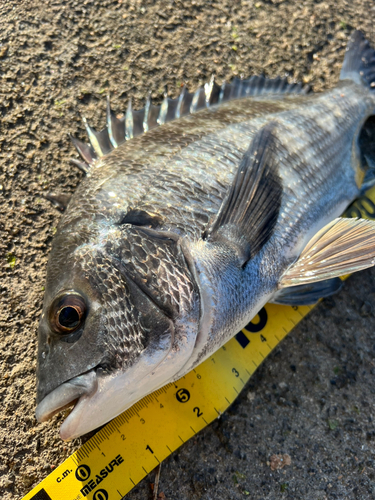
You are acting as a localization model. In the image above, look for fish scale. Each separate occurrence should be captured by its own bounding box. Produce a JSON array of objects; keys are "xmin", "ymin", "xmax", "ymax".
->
[
  {"xmin": 107, "ymin": 227, "xmax": 196, "ymax": 317},
  {"xmin": 271, "ymin": 90, "xmax": 365, "ymax": 250}
]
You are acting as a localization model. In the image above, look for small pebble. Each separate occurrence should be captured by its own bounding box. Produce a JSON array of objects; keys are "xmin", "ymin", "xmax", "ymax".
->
[
  {"xmin": 269, "ymin": 454, "xmax": 292, "ymax": 471},
  {"xmin": 247, "ymin": 392, "xmax": 255, "ymax": 402},
  {"xmin": 360, "ymin": 301, "xmax": 372, "ymax": 317}
]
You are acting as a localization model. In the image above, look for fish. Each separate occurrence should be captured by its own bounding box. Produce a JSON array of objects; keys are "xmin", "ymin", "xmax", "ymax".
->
[{"xmin": 36, "ymin": 30, "xmax": 375, "ymax": 441}]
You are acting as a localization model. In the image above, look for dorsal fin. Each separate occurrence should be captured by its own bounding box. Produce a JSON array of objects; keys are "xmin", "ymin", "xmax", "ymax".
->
[
  {"xmin": 71, "ymin": 75, "xmax": 310, "ymax": 172},
  {"xmin": 340, "ymin": 30, "xmax": 375, "ymax": 88}
]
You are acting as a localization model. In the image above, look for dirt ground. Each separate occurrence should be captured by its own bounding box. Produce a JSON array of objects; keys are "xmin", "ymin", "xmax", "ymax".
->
[{"xmin": 1, "ymin": 0, "xmax": 375, "ymax": 499}]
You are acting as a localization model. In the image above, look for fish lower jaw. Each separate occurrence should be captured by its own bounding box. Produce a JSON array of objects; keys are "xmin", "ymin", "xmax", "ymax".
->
[
  {"xmin": 38, "ymin": 398, "xmax": 79, "ymax": 423},
  {"xmin": 57, "ymin": 360, "xmax": 183, "ymax": 441},
  {"xmin": 58, "ymin": 346, "xmax": 198, "ymax": 440}
]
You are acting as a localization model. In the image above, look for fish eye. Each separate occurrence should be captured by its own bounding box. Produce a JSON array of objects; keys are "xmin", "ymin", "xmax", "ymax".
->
[{"xmin": 50, "ymin": 293, "xmax": 86, "ymax": 335}]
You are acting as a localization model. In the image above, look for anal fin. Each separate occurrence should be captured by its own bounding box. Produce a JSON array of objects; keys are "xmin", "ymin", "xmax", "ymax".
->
[{"xmin": 271, "ymin": 278, "xmax": 343, "ymax": 306}]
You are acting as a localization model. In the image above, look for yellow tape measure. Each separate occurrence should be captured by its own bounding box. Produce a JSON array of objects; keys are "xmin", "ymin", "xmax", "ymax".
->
[{"xmin": 23, "ymin": 186, "xmax": 375, "ymax": 500}]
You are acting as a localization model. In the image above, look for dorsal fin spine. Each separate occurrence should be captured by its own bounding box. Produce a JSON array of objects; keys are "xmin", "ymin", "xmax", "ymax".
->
[
  {"xmin": 70, "ymin": 158, "xmax": 90, "ymax": 174},
  {"xmin": 218, "ymin": 82, "xmax": 226, "ymax": 104},
  {"xmin": 190, "ymin": 88, "xmax": 201, "ymax": 113},
  {"xmin": 125, "ymin": 100, "xmax": 134, "ymax": 140},
  {"xmin": 106, "ymin": 95, "xmax": 118, "ymax": 148},
  {"xmin": 82, "ymin": 117, "xmax": 103, "ymax": 157},
  {"xmin": 157, "ymin": 94, "xmax": 168, "ymax": 125},
  {"xmin": 176, "ymin": 87, "xmax": 186, "ymax": 119},
  {"xmin": 70, "ymin": 74, "xmax": 311, "ymax": 171},
  {"xmin": 143, "ymin": 94, "xmax": 151, "ymax": 132}
]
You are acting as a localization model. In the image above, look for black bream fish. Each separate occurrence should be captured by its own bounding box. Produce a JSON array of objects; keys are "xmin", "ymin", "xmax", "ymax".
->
[{"xmin": 36, "ymin": 31, "xmax": 375, "ymax": 440}]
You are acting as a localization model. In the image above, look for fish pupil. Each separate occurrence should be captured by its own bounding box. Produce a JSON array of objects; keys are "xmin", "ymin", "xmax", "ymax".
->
[{"xmin": 59, "ymin": 306, "xmax": 79, "ymax": 329}]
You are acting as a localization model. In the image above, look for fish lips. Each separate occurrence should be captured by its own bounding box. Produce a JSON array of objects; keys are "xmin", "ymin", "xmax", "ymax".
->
[{"xmin": 35, "ymin": 370, "xmax": 98, "ymax": 429}]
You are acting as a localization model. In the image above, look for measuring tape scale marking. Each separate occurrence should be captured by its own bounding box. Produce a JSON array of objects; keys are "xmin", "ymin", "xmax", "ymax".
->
[{"xmin": 23, "ymin": 186, "xmax": 375, "ymax": 500}]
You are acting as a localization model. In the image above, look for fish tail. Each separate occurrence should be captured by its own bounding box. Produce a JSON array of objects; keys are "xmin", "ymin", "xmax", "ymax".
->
[
  {"xmin": 340, "ymin": 30, "xmax": 375, "ymax": 89},
  {"xmin": 340, "ymin": 31, "xmax": 375, "ymax": 190}
]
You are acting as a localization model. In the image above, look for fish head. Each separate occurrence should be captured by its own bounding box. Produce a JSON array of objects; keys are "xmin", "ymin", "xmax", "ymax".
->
[{"xmin": 36, "ymin": 225, "xmax": 200, "ymax": 440}]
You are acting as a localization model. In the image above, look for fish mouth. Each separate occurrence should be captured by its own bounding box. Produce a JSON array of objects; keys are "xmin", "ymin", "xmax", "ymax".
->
[
  {"xmin": 35, "ymin": 370, "xmax": 98, "ymax": 430},
  {"xmin": 35, "ymin": 342, "xmax": 175, "ymax": 440},
  {"xmin": 35, "ymin": 337, "xmax": 183, "ymax": 441}
]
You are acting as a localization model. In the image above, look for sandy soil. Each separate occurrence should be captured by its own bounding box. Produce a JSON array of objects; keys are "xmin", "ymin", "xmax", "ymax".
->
[{"xmin": 1, "ymin": 0, "xmax": 375, "ymax": 499}]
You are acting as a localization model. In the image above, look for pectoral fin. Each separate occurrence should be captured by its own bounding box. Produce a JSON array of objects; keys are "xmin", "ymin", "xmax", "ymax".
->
[
  {"xmin": 205, "ymin": 122, "xmax": 282, "ymax": 265},
  {"xmin": 279, "ymin": 218, "xmax": 375, "ymax": 288}
]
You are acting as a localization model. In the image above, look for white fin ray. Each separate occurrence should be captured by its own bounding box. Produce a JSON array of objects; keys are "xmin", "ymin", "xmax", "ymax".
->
[{"xmin": 279, "ymin": 218, "xmax": 375, "ymax": 287}]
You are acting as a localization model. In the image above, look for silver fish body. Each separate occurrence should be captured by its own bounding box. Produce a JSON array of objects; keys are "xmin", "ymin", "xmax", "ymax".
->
[{"xmin": 36, "ymin": 31, "xmax": 375, "ymax": 440}]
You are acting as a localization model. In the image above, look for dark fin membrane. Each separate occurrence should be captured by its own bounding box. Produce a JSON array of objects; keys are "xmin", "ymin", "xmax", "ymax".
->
[
  {"xmin": 70, "ymin": 135, "xmax": 97, "ymax": 166},
  {"xmin": 44, "ymin": 192, "xmax": 72, "ymax": 212},
  {"xmin": 340, "ymin": 30, "xmax": 375, "ymax": 88},
  {"xmin": 205, "ymin": 121, "xmax": 282, "ymax": 266},
  {"xmin": 271, "ymin": 278, "xmax": 343, "ymax": 306},
  {"xmin": 71, "ymin": 75, "xmax": 310, "ymax": 172},
  {"xmin": 218, "ymin": 75, "xmax": 307, "ymax": 103}
]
